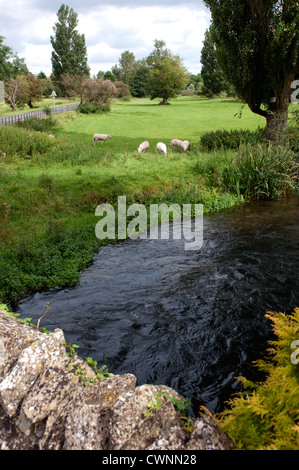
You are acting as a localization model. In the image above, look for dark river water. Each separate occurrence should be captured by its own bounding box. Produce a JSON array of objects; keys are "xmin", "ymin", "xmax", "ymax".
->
[{"xmin": 16, "ymin": 195, "xmax": 299, "ymax": 415}]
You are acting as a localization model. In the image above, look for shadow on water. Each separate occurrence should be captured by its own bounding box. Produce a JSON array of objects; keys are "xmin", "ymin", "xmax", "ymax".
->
[{"xmin": 16, "ymin": 195, "xmax": 299, "ymax": 415}]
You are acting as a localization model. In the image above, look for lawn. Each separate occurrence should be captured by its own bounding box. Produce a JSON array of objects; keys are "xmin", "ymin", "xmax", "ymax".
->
[{"xmin": 61, "ymin": 96, "xmax": 265, "ymax": 149}]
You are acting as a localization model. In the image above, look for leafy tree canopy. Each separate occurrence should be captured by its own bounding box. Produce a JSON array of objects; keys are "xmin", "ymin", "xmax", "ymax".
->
[
  {"xmin": 0, "ymin": 36, "xmax": 28, "ymax": 81},
  {"xmin": 204, "ymin": 0, "xmax": 299, "ymax": 140},
  {"xmin": 146, "ymin": 40, "xmax": 190, "ymax": 105},
  {"xmin": 200, "ymin": 28, "xmax": 227, "ymax": 96}
]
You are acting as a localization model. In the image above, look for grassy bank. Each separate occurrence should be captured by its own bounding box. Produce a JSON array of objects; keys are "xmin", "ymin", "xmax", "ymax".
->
[
  {"xmin": 0, "ymin": 96, "xmax": 298, "ymax": 450},
  {"xmin": 0, "ymin": 96, "xmax": 297, "ymax": 306}
]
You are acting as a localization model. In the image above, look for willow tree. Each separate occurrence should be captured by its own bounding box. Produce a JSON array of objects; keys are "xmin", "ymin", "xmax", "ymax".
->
[
  {"xmin": 50, "ymin": 4, "xmax": 90, "ymax": 82},
  {"xmin": 204, "ymin": 0, "xmax": 299, "ymax": 141}
]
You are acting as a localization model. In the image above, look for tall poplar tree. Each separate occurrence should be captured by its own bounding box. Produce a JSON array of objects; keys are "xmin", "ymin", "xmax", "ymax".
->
[
  {"xmin": 50, "ymin": 4, "xmax": 90, "ymax": 82},
  {"xmin": 204, "ymin": 0, "xmax": 299, "ymax": 141}
]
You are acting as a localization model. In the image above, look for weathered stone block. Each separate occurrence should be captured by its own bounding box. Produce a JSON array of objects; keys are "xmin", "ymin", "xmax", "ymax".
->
[
  {"xmin": 0, "ymin": 311, "xmax": 41, "ymax": 379},
  {"xmin": 109, "ymin": 384, "xmax": 185, "ymax": 450},
  {"xmin": 183, "ymin": 414, "xmax": 235, "ymax": 450},
  {"xmin": 0, "ymin": 310, "xmax": 234, "ymax": 450},
  {"xmin": 0, "ymin": 328, "xmax": 66, "ymax": 417}
]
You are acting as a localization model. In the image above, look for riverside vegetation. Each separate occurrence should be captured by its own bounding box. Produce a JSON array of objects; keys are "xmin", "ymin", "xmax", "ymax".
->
[
  {"xmin": 0, "ymin": 96, "xmax": 297, "ymax": 306},
  {"xmin": 0, "ymin": 96, "xmax": 298, "ymax": 449}
]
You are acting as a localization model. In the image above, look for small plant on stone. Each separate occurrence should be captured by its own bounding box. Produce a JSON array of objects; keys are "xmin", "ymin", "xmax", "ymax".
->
[{"xmin": 145, "ymin": 390, "xmax": 194, "ymax": 432}]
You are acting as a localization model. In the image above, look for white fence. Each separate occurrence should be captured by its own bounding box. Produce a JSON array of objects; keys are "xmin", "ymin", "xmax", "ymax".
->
[{"xmin": 0, "ymin": 103, "xmax": 79, "ymax": 126}]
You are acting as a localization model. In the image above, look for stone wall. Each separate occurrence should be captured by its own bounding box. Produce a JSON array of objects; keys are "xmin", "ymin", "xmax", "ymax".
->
[{"xmin": 0, "ymin": 310, "xmax": 234, "ymax": 450}]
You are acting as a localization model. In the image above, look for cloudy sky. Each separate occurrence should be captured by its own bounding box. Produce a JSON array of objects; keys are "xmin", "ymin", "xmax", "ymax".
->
[{"xmin": 0, "ymin": 1, "xmax": 211, "ymax": 77}]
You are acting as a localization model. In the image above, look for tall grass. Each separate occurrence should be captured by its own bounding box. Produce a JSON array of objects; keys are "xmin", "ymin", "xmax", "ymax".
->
[
  {"xmin": 200, "ymin": 127, "xmax": 267, "ymax": 151},
  {"xmin": 17, "ymin": 116, "xmax": 59, "ymax": 133},
  {"xmin": 0, "ymin": 125, "xmax": 54, "ymax": 159},
  {"xmin": 221, "ymin": 144, "xmax": 298, "ymax": 200}
]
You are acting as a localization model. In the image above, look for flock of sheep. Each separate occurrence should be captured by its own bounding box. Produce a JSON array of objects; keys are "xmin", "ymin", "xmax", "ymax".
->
[{"xmin": 93, "ymin": 133, "xmax": 190, "ymax": 155}]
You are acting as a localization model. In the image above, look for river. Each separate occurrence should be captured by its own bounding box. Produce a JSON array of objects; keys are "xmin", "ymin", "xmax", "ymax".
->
[{"xmin": 16, "ymin": 195, "xmax": 299, "ymax": 415}]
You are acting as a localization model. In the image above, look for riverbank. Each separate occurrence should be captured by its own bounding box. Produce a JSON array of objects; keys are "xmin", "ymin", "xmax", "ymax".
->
[
  {"xmin": 0, "ymin": 97, "xmax": 241, "ymax": 305},
  {"xmin": 0, "ymin": 97, "xmax": 298, "ymax": 450},
  {"xmin": 0, "ymin": 96, "xmax": 297, "ymax": 307}
]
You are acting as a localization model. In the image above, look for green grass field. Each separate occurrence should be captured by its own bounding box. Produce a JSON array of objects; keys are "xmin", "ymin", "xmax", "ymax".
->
[
  {"xmin": 0, "ymin": 95, "xmax": 288, "ymax": 304},
  {"xmin": 1, "ymin": 96, "xmax": 263, "ymax": 242},
  {"xmin": 1, "ymin": 95, "xmax": 298, "ymax": 451},
  {"xmin": 61, "ymin": 96, "xmax": 264, "ymax": 147}
]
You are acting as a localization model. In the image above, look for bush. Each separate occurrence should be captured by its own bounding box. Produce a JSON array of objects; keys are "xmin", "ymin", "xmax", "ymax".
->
[
  {"xmin": 200, "ymin": 128, "xmax": 267, "ymax": 151},
  {"xmin": 114, "ymin": 81, "xmax": 131, "ymax": 100},
  {"xmin": 221, "ymin": 143, "xmax": 298, "ymax": 200},
  {"xmin": 80, "ymin": 78, "xmax": 117, "ymax": 111},
  {"xmin": 78, "ymin": 103, "xmax": 110, "ymax": 114},
  {"xmin": 17, "ymin": 116, "xmax": 57, "ymax": 133},
  {"xmin": 218, "ymin": 308, "xmax": 299, "ymax": 450},
  {"xmin": 43, "ymin": 105, "xmax": 52, "ymax": 116}
]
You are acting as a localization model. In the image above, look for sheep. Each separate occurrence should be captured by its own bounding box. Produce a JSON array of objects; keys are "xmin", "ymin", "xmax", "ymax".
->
[
  {"xmin": 93, "ymin": 134, "xmax": 112, "ymax": 145},
  {"xmin": 156, "ymin": 142, "xmax": 167, "ymax": 155},
  {"xmin": 170, "ymin": 139, "xmax": 183, "ymax": 149},
  {"xmin": 137, "ymin": 141, "xmax": 150, "ymax": 154},
  {"xmin": 171, "ymin": 138, "xmax": 189, "ymax": 152},
  {"xmin": 180, "ymin": 140, "xmax": 190, "ymax": 152}
]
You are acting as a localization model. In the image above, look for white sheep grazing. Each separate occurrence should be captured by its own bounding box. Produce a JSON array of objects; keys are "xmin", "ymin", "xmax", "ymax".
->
[
  {"xmin": 93, "ymin": 134, "xmax": 112, "ymax": 145},
  {"xmin": 180, "ymin": 140, "xmax": 190, "ymax": 152},
  {"xmin": 156, "ymin": 142, "xmax": 167, "ymax": 155},
  {"xmin": 137, "ymin": 141, "xmax": 150, "ymax": 154},
  {"xmin": 170, "ymin": 139, "xmax": 183, "ymax": 148}
]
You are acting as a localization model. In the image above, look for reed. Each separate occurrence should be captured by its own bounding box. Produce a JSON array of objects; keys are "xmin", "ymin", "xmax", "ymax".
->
[{"xmin": 221, "ymin": 143, "xmax": 299, "ymax": 200}]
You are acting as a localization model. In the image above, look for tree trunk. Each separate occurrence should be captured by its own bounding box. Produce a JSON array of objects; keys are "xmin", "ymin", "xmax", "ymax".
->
[
  {"xmin": 265, "ymin": 80, "xmax": 292, "ymax": 143},
  {"xmin": 266, "ymin": 107, "xmax": 288, "ymax": 142},
  {"xmin": 161, "ymin": 97, "xmax": 168, "ymax": 105}
]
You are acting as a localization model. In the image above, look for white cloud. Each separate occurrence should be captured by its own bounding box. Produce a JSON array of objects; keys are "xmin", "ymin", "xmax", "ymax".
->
[{"xmin": 0, "ymin": 1, "xmax": 211, "ymax": 76}]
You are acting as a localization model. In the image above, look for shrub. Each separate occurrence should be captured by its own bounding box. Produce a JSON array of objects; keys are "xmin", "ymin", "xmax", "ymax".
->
[
  {"xmin": 81, "ymin": 78, "xmax": 117, "ymax": 109},
  {"xmin": 221, "ymin": 143, "xmax": 298, "ymax": 200},
  {"xmin": 43, "ymin": 106, "xmax": 52, "ymax": 116},
  {"xmin": 200, "ymin": 128, "xmax": 267, "ymax": 151},
  {"xmin": 217, "ymin": 308, "xmax": 299, "ymax": 450},
  {"xmin": 17, "ymin": 116, "xmax": 57, "ymax": 133},
  {"xmin": 114, "ymin": 81, "xmax": 131, "ymax": 101},
  {"xmin": 78, "ymin": 103, "xmax": 110, "ymax": 114}
]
